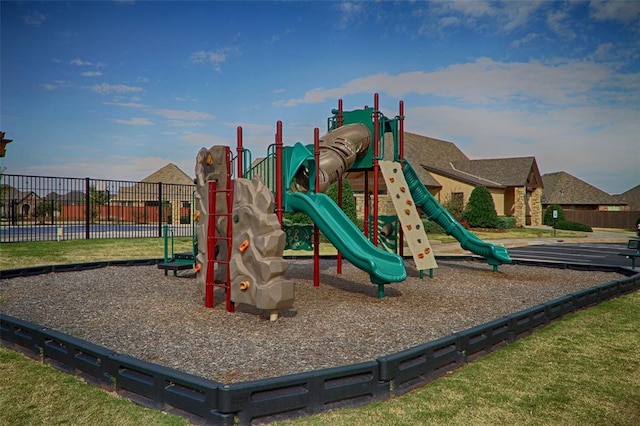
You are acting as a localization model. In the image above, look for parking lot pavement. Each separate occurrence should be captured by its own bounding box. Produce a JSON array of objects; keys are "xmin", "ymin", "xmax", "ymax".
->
[{"xmin": 432, "ymin": 228, "xmax": 638, "ymax": 270}]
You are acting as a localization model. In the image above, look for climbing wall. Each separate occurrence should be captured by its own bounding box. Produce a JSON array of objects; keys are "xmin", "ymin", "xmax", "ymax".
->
[
  {"xmin": 194, "ymin": 146, "xmax": 231, "ymax": 294},
  {"xmin": 379, "ymin": 160, "xmax": 438, "ymax": 271},
  {"xmin": 230, "ymin": 176, "xmax": 294, "ymax": 317}
]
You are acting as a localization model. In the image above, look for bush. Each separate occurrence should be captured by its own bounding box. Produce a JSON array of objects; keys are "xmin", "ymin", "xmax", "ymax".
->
[
  {"xmin": 462, "ymin": 186, "xmax": 499, "ymax": 228},
  {"xmin": 326, "ymin": 180, "xmax": 357, "ymax": 225},
  {"xmin": 422, "ymin": 219, "xmax": 446, "ymax": 234},
  {"xmin": 543, "ymin": 204, "xmax": 565, "ymax": 226},
  {"xmin": 555, "ymin": 219, "xmax": 593, "ymax": 232},
  {"xmin": 496, "ymin": 216, "xmax": 517, "ymax": 230},
  {"xmin": 283, "ymin": 211, "xmax": 312, "ymax": 225}
]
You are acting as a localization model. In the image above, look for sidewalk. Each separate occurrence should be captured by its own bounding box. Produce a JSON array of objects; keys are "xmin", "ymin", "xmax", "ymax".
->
[{"xmin": 430, "ymin": 227, "xmax": 637, "ymax": 255}]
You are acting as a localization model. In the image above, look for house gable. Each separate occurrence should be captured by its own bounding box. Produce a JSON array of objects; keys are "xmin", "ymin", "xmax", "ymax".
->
[{"xmin": 141, "ymin": 163, "xmax": 194, "ymax": 185}]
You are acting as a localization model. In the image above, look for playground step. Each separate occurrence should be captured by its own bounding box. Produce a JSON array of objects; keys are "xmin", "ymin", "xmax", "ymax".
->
[{"xmin": 157, "ymin": 260, "xmax": 194, "ymax": 272}]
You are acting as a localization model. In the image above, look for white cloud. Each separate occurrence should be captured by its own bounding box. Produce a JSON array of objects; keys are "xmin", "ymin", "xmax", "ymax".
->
[
  {"xmin": 91, "ymin": 83, "xmax": 144, "ymax": 94},
  {"xmin": 337, "ymin": 1, "xmax": 364, "ymax": 28},
  {"xmin": 114, "ymin": 117, "xmax": 155, "ymax": 126},
  {"xmin": 589, "ymin": 0, "xmax": 640, "ymax": 23},
  {"xmin": 81, "ymin": 71, "xmax": 102, "ymax": 77},
  {"xmin": 546, "ymin": 9, "xmax": 575, "ymax": 40},
  {"xmin": 275, "ymin": 57, "xmax": 638, "ymax": 109},
  {"xmin": 103, "ymin": 101, "xmax": 148, "ymax": 108},
  {"xmin": 41, "ymin": 80, "xmax": 71, "ymax": 91},
  {"xmin": 71, "ymin": 58, "xmax": 93, "ymax": 66},
  {"xmin": 152, "ymin": 109, "xmax": 215, "ymax": 121},
  {"xmin": 190, "ymin": 48, "xmax": 237, "ymax": 73},
  {"xmin": 426, "ymin": 0, "xmax": 545, "ymax": 34},
  {"xmin": 25, "ymin": 155, "xmax": 192, "ymax": 181},
  {"xmin": 180, "ymin": 132, "xmax": 227, "ymax": 146},
  {"xmin": 22, "ymin": 11, "xmax": 46, "ymax": 27}
]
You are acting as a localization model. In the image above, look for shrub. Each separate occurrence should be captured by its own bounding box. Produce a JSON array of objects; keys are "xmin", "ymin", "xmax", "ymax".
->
[
  {"xmin": 543, "ymin": 204, "xmax": 565, "ymax": 226},
  {"xmin": 496, "ymin": 216, "xmax": 517, "ymax": 230},
  {"xmin": 422, "ymin": 219, "xmax": 446, "ymax": 234},
  {"xmin": 555, "ymin": 219, "xmax": 593, "ymax": 232},
  {"xmin": 462, "ymin": 186, "xmax": 499, "ymax": 228},
  {"xmin": 283, "ymin": 211, "xmax": 312, "ymax": 225}
]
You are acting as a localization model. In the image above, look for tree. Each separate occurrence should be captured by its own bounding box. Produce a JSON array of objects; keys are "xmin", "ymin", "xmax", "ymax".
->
[
  {"xmin": 35, "ymin": 200, "xmax": 58, "ymax": 224},
  {"xmin": 89, "ymin": 186, "xmax": 109, "ymax": 223},
  {"xmin": 462, "ymin": 186, "xmax": 499, "ymax": 228},
  {"xmin": 442, "ymin": 192, "xmax": 464, "ymax": 221}
]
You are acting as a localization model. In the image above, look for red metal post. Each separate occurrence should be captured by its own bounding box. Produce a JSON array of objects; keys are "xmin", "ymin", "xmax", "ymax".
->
[
  {"xmin": 372, "ymin": 93, "xmax": 380, "ymax": 247},
  {"xmin": 313, "ymin": 127, "xmax": 320, "ymax": 287},
  {"xmin": 236, "ymin": 126, "xmax": 243, "ymax": 179},
  {"xmin": 205, "ymin": 180, "xmax": 216, "ymax": 308},
  {"xmin": 225, "ymin": 147, "xmax": 235, "ymax": 313},
  {"xmin": 275, "ymin": 121, "xmax": 284, "ymax": 225},
  {"xmin": 398, "ymin": 100, "xmax": 405, "ymax": 258},
  {"xmin": 336, "ymin": 98, "xmax": 343, "ymax": 274},
  {"xmin": 364, "ymin": 172, "xmax": 369, "ymax": 238}
]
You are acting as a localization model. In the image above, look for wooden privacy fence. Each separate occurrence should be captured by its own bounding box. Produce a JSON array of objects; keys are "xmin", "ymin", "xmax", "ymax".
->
[{"xmin": 564, "ymin": 210, "xmax": 640, "ymax": 230}]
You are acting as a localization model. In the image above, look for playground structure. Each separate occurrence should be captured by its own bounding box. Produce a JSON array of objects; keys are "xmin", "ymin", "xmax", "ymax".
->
[{"xmin": 189, "ymin": 94, "xmax": 512, "ymax": 319}]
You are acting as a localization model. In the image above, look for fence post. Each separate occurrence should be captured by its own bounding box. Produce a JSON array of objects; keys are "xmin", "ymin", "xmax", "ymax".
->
[
  {"xmin": 85, "ymin": 178, "xmax": 91, "ymax": 240},
  {"xmin": 158, "ymin": 182, "xmax": 163, "ymax": 238}
]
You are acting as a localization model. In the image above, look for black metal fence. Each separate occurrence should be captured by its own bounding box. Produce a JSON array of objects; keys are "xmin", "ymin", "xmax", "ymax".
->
[{"xmin": 0, "ymin": 174, "xmax": 195, "ymax": 243}]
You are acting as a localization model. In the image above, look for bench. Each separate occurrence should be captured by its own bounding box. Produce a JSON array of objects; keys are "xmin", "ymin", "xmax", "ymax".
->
[{"xmin": 618, "ymin": 239, "xmax": 640, "ymax": 270}]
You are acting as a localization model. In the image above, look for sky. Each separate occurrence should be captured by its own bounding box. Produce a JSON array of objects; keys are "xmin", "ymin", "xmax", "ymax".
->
[{"xmin": 1, "ymin": 0, "xmax": 639, "ymax": 195}]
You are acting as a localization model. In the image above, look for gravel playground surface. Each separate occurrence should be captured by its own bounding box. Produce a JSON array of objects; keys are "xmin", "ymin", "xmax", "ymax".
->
[{"xmin": 0, "ymin": 259, "xmax": 624, "ymax": 384}]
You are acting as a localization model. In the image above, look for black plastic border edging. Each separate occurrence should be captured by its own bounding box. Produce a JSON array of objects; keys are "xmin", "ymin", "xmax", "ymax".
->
[
  {"xmin": 1, "ymin": 261, "xmax": 639, "ymax": 425},
  {"xmin": 0, "ymin": 258, "xmax": 160, "ymax": 279}
]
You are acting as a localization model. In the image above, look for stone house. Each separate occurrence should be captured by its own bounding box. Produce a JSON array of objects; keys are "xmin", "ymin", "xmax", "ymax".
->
[{"xmin": 345, "ymin": 132, "xmax": 544, "ymax": 227}]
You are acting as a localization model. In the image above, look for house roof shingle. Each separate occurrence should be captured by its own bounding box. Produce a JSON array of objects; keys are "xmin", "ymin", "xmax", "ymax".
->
[
  {"xmin": 541, "ymin": 171, "xmax": 621, "ymax": 205},
  {"xmin": 452, "ymin": 157, "xmax": 541, "ymax": 187},
  {"xmin": 615, "ymin": 184, "xmax": 640, "ymax": 211},
  {"xmin": 383, "ymin": 132, "xmax": 540, "ymax": 189}
]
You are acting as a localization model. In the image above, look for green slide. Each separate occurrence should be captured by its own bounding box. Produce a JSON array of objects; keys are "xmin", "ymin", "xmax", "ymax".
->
[
  {"xmin": 402, "ymin": 160, "xmax": 512, "ymax": 266},
  {"xmin": 286, "ymin": 191, "xmax": 407, "ymax": 284}
]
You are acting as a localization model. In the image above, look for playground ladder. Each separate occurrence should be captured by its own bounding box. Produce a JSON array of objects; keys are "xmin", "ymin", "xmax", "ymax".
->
[{"xmin": 205, "ymin": 179, "xmax": 235, "ymax": 312}]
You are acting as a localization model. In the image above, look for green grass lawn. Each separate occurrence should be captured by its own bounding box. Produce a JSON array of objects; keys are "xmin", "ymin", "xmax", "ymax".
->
[
  {"xmin": 1, "ymin": 238, "xmax": 639, "ymax": 425},
  {"xmin": 0, "ymin": 237, "xmax": 194, "ymax": 270}
]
